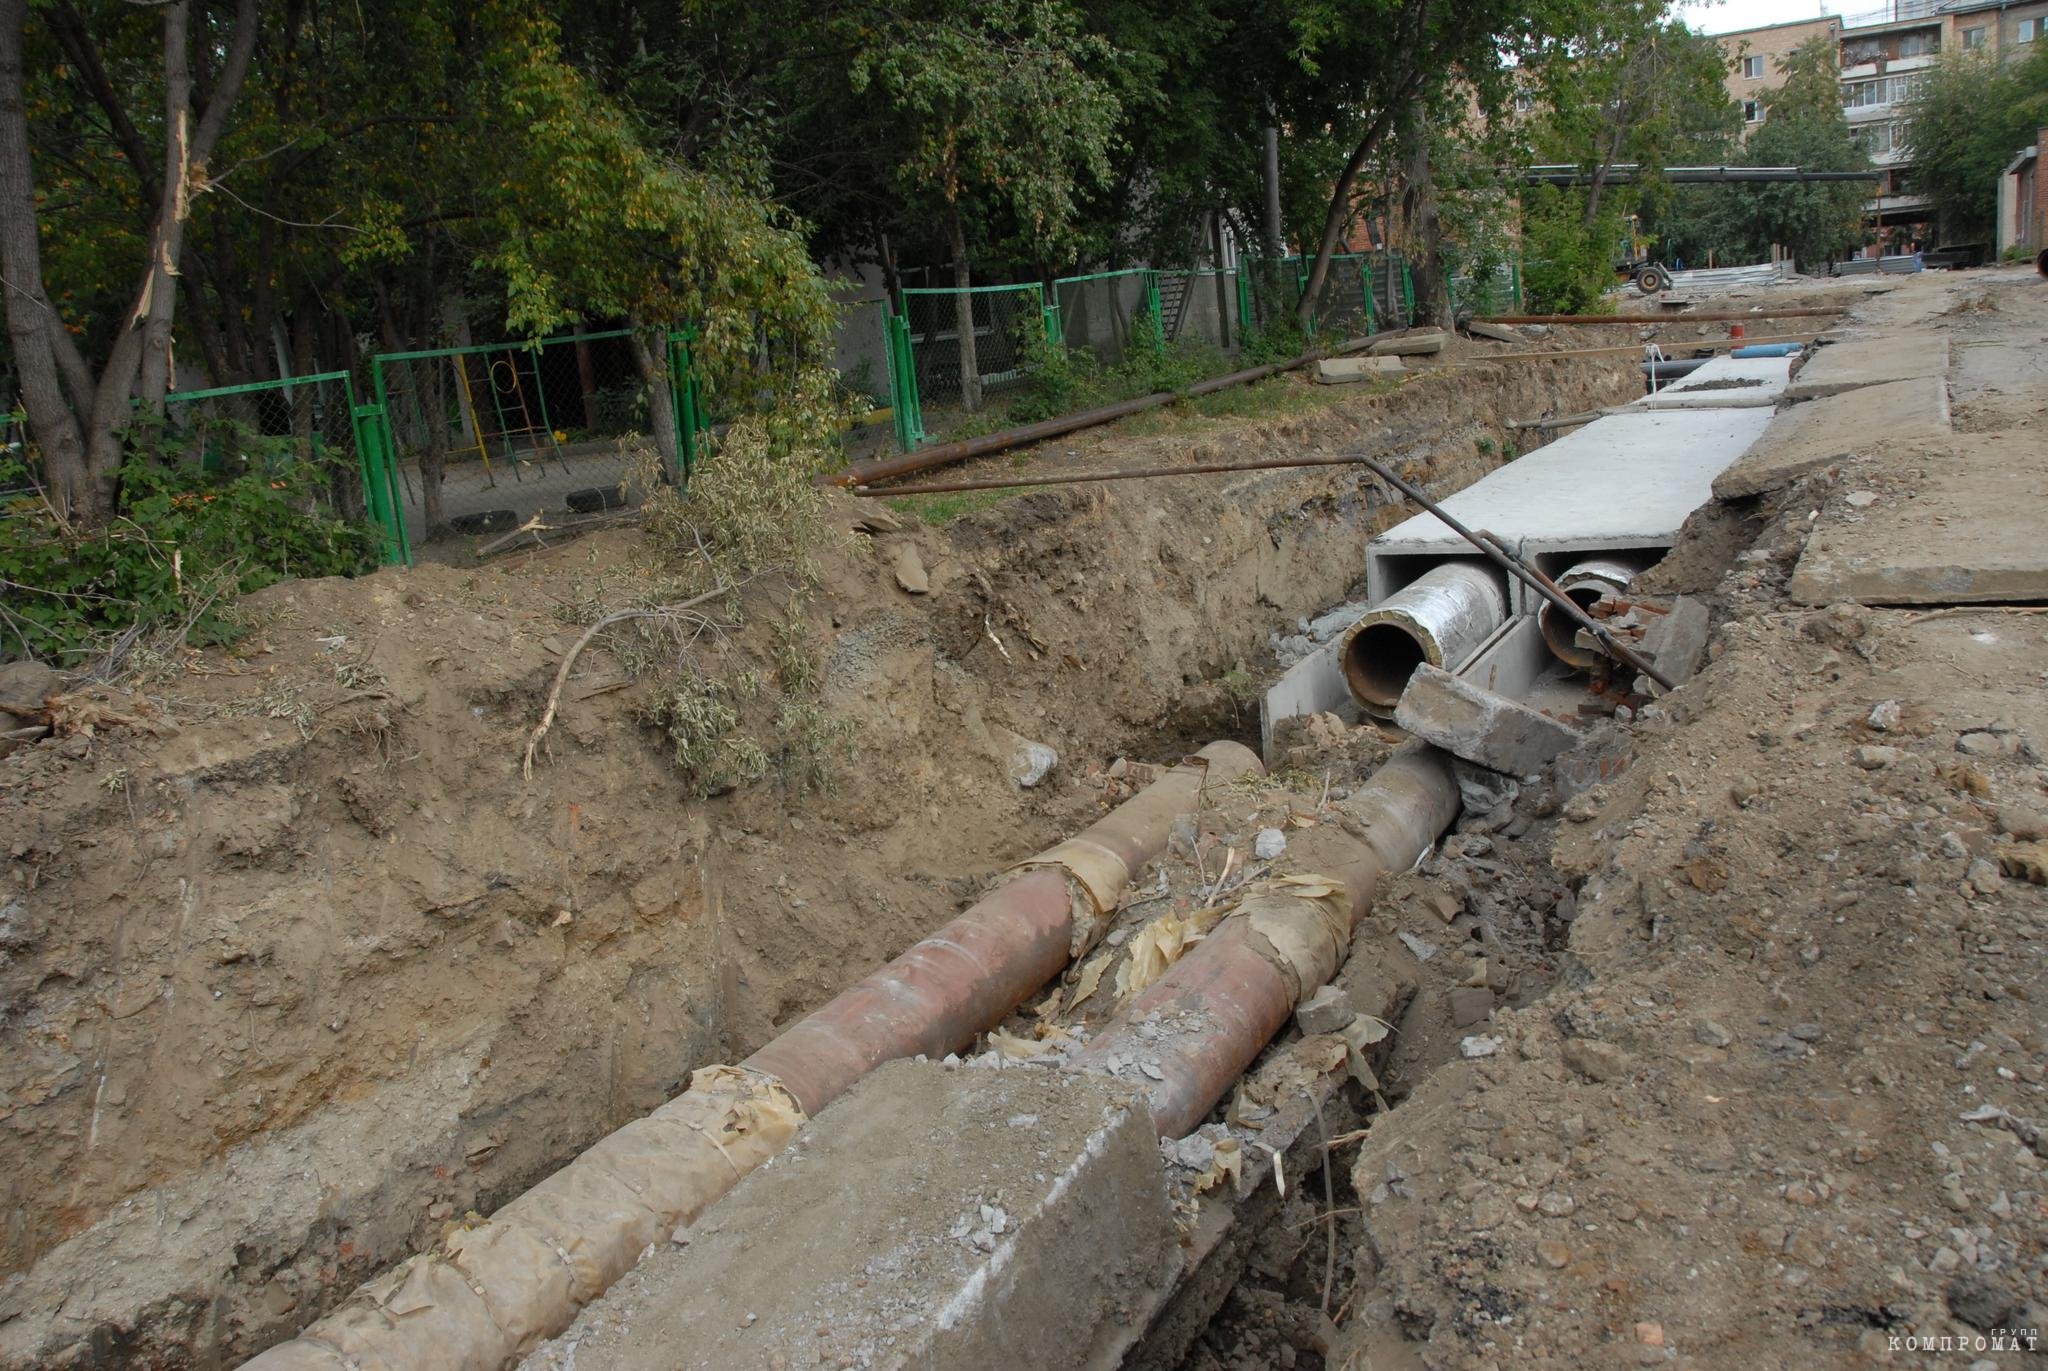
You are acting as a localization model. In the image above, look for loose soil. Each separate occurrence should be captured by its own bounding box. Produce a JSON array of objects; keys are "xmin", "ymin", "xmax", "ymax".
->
[{"xmin": 0, "ymin": 336, "xmax": 1640, "ymax": 1366}]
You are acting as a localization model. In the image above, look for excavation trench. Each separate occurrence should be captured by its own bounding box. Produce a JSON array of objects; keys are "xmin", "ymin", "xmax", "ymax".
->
[{"xmin": 0, "ymin": 345, "xmax": 1646, "ymax": 1369}]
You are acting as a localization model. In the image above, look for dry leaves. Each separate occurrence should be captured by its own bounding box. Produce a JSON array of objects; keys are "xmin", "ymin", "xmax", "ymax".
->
[{"xmin": 1195, "ymin": 1136, "xmax": 1243, "ymax": 1196}]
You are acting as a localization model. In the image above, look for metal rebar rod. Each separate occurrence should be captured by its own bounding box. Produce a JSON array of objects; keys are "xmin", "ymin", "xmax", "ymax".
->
[
  {"xmin": 1347, "ymin": 454, "xmax": 1678, "ymax": 691},
  {"xmin": 849, "ymin": 451, "xmax": 1381, "ymax": 497}
]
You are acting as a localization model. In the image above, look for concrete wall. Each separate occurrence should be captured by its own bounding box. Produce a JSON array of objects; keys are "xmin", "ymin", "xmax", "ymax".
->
[{"xmin": 1719, "ymin": 17, "xmax": 1840, "ymax": 131}]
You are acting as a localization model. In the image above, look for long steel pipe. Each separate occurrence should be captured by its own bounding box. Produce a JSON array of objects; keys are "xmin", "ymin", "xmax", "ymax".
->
[
  {"xmin": 1339, "ymin": 563, "xmax": 1508, "ymax": 717},
  {"xmin": 746, "ymin": 739, "xmax": 1261, "ymax": 1114},
  {"xmin": 829, "ymin": 336, "xmax": 1383, "ymax": 489},
  {"xmin": 1538, "ymin": 556, "xmax": 1648, "ymax": 669},
  {"xmin": 1069, "ymin": 745, "xmax": 1460, "ymax": 1139},
  {"xmin": 243, "ymin": 741, "xmax": 1259, "ymax": 1371},
  {"xmin": 1478, "ymin": 307, "xmax": 1845, "ymax": 325}
]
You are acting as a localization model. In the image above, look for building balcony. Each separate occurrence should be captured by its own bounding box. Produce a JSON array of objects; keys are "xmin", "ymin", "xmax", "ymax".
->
[{"xmin": 1844, "ymin": 101, "xmax": 1896, "ymax": 121}]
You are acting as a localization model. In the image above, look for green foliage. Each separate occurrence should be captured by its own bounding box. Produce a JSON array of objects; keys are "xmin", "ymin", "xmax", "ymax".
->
[
  {"xmin": 639, "ymin": 366, "xmax": 854, "ymax": 596},
  {"xmin": 1680, "ymin": 39, "xmax": 1871, "ymax": 270},
  {"xmin": 774, "ymin": 696, "xmax": 855, "ymax": 794},
  {"xmin": 850, "ymin": 0, "xmax": 1120, "ymax": 259},
  {"xmin": 642, "ymin": 674, "xmax": 770, "ymax": 798},
  {"xmin": 1520, "ymin": 188, "xmax": 1621, "ymax": 314},
  {"xmin": 1902, "ymin": 44, "xmax": 2048, "ymax": 244},
  {"xmin": 0, "ymin": 437, "xmax": 375, "ymax": 665},
  {"xmin": 1005, "ymin": 316, "xmax": 1230, "ymax": 424}
]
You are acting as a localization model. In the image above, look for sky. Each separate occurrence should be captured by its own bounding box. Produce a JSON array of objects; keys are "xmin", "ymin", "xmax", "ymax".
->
[{"xmin": 1675, "ymin": 0, "xmax": 1860, "ymax": 35}]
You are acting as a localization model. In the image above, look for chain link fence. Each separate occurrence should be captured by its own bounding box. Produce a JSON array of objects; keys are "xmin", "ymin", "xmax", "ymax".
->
[
  {"xmin": 159, "ymin": 372, "xmax": 395, "ymax": 556},
  {"xmin": 899, "ymin": 283, "xmax": 1045, "ymax": 425},
  {"xmin": 1051, "ymin": 270, "xmax": 1155, "ymax": 367},
  {"xmin": 371, "ymin": 329, "xmax": 698, "ymax": 556},
  {"xmin": 1448, "ymin": 261, "xmax": 1524, "ymax": 318}
]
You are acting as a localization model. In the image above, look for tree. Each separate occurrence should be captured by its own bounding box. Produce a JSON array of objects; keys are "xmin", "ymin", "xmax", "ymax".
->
[
  {"xmin": 0, "ymin": 0, "xmax": 258, "ymax": 525},
  {"xmin": 1902, "ymin": 43, "xmax": 2048, "ymax": 244},
  {"xmin": 1704, "ymin": 38, "xmax": 1871, "ymax": 269},
  {"xmin": 850, "ymin": 0, "xmax": 1119, "ymax": 410}
]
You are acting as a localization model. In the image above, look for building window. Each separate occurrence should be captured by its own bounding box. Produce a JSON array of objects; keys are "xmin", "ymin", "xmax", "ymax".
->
[
  {"xmin": 1962, "ymin": 25, "xmax": 1986, "ymax": 48},
  {"xmin": 1897, "ymin": 30, "xmax": 1938, "ymax": 56},
  {"xmin": 1742, "ymin": 54, "xmax": 1765, "ymax": 79},
  {"xmin": 2018, "ymin": 17, "xmax": 2039, "ymax": 41},
  {"xmin": 1743, "ymin": 99, "xmax": 1764, "ymax": 123}
]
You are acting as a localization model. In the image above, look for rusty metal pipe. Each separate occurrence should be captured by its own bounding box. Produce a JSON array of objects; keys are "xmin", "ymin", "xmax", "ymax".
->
[
  {"xmin": 1478, "ymin": 308, "xmax": 1844, "ymax": 325},
  {"xmin": 744, "ymin": 740, "xmax": 1262, "ymax": 1115},
  {"xmin": 829, "ymin": 336, "xmax": 1379, "ymax": 489},
  {"xmin": 1070, "ymin": 746, "xmax": 1459, "ymax": 1139},
  {"xmin": 240, "ymin": 742, "xmax": 1259, "ymax": 1371}
]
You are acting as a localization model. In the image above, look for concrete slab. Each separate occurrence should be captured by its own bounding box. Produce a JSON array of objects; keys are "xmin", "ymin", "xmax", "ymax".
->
[
  {"xmin": 1366, "ymin": 406, "xmax": 1775, "ymax": 612},
  {"xmin": 1394, "ymin": 664, "xmax": 1582, "ymax": 776},
  {"xmin": 1259, "ymin": 644, "xmax": 1356, "ymax": 763},
  {"xmin": 521, "ymin": 1060, "xmax": 1176, "ymax": 1371},
  {"xmin": 1785, "ymin": 332, "xmax": 1949, "ymax": 401},
  {"xmin": 1712, "ymin": 374, "xmax": 1951, "ymax": 500},
  {"xmin": 1315, "ymin": 355, "xmax": 1403, "ymax": 384},
  {"xmin": 1634, "ymin": 354, "xmax": 1793, "ymax": 406},
  {"xmin": 1788, "ymin": 432, "xmax": 2048, "ymax": 606}
]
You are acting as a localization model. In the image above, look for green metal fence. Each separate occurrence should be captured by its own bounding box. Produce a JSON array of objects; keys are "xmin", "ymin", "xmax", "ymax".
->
[
  {"xmin": 159, "ymin": 371, "xmax": 404, "ymax": 564},
  {"xmin": 368, "ymin": 328, "xmax": 704, "ymax": 559},
  {"xmin": 899, "ymin": 283, "xmax": 1045, "ymax": 420},
  {"xmin": 1050, "ymin": 269, "xmax": 1158, "ymax": 367},
  {"xmin": 1449, "ymin": 261, "xmax": 1524, "ymax": 317}
]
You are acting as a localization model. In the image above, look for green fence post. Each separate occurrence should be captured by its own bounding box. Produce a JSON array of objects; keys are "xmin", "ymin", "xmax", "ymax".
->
[
  {"xmin": 1043, "ymin": 301, "xmax": 1063, "ymax": 349},
  {"xmin": 1144, "ymin": 270, "xmax": 1165, "ymax": 349},
  {"xmin": 352, "ymin": 401, "xmax": 410, "ymax": 566},
  {"xmin": 888, "ymin": 312, "xmax": 925, "ymax": 452},
  {"xmin": 665, "ymin": 331, "xmax": 697, "ymax": 484},
  {"xmin": 1511, "ymin": 259, "xmax": 1524, "ymax": 312},
  {"xmin": 1401, "ymin": 264, "xmax": 1415, "ymax": 327},
  {"xmin": 1236, "ymin": 268, "xmax": 1252, "ymax": 335}
]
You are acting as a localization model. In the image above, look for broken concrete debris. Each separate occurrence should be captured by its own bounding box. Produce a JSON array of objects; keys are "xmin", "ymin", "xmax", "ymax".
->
[{"xmin": 1394, "ymin": 664, "xmax": 1582, "ymax": 776}]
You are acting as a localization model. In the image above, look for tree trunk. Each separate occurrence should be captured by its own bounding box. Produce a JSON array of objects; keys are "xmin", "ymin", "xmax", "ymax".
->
[
  {"xmin": 1296, "ymin": 104, "xmax": 1403, "ymax": 329},
  {"xmin": 1210, "ymin": 211, "xmax": 1232, "ymax": 349},
  {"xmin": 1263, "ymin": 123, "xmax": 1284, "ymax": 252},
  {"xmin": 1399, "ymin": 104, "xmax": 1451, "ymax": 327},
  {"xmin": 877, "ymin": 226, "xmax": 902, "ymax": 307},
  {"xmin": 134, "ymin": 0, "xmax": 193, "ymax": 416},
  {"xmin": 629, "ymin": 325, "xmax": 682, "ymax": 484},
  {"xmin": 947, "ymin": 204, "xmax": 981, "ymax": 412},
  {"xmin": 0, "ymin": 0, "xmax": 91, "ymax": 519}
]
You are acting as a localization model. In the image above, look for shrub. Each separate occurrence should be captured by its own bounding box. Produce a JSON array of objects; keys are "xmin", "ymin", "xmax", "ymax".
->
[{"xmin": 0, "ymin": 430, "xmax": 377, "ymax": 665}]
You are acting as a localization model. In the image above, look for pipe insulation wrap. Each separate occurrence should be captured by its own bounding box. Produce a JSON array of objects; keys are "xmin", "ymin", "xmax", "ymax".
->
[
  {"xmin": 1070, "ymin": 745, "xmax": 1461, "ymax": 1139},
  {"xmin": 243, "ymin": 740, "xmax": 1261, "ymax": 1371},
  {"xmin": 1537, "ymin": 556, "xmax": 1649, "ymax": 669},
  {"xmin": 1340, "ymin": 564, "xmax": 1509, "ymax": 716}
]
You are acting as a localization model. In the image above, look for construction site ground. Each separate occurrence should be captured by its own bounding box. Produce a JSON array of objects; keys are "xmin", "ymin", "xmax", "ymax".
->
[{"xmin": 1, "ymin": 267, "xmax": 2044, "ymax": 1369}]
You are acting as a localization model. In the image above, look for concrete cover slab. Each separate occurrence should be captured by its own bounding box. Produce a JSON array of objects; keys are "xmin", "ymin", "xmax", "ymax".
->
[
  {"xmin": 1785, "ymin": 332, "xmax": 1949, "ymax": 401},
  {"xmin": 1366, "ymin": 406, "xmax": 1775, "ymax": 608},
  {"xmin": 1788, "ymin": 432, "xmax": 2048, "ymax": 606},
  {"xmin": 521, "ymin": 1060, "xmax": 1176, "ymax": 1371},
  {"xmin": 1713, "ymin": 374, "xmax": 1951, "ymax": 500},
  {"xmin": 1635, "ymin": 354, "xmax": 1793, "ymax": 404}
]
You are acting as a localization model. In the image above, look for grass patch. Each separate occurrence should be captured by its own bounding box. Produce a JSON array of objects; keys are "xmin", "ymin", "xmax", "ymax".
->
[{"xmin": 886, "ymin": 486, "xmax": 1027, "ymax": 527}]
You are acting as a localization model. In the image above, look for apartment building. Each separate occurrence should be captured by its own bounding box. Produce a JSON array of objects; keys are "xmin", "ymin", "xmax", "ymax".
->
[{"xmin": 1718, "ymin": 0, "xmax": 2047, "ymax": 244}]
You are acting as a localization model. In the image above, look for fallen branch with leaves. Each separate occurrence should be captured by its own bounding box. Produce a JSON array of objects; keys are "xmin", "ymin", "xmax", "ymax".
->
[{"xmin": 521, "ymin": 585, "xmax": 728, "ymax": 781}]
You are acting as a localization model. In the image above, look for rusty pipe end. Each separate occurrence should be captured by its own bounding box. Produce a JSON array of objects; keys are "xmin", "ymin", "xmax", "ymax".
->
[
  {"xmin": 1341, "ymin": 564, "xmax": 1508, "ymax": 716},
  {"xmin": 1536, "ymin": 557, "xmax": 1646, "ymax": 671}
]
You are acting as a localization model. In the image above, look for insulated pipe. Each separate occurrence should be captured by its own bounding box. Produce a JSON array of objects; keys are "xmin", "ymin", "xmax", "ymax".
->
[
  {"xmin": 1339, "ymin": 563, "xmax": 1508, "ymax": 718},
  {"xmin": 1068, "ymin": 745, "xmax": 1460, "ymax": 1139},
  {"xmin": 1538, "ymin": 556, "xmax": 1648, "ymax": 670},
  {"xmin": 746, "ymin": 738, "xmax": 1262, "ymax": 1115},
  {"xmin": 242, "ymin": 740, "xmax": 1259, "ymax": 1371}
]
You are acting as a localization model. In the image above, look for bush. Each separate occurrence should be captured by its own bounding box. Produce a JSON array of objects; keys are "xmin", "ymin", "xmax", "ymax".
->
[
  {"xmin": 1520, "ymin": 187, "xmax": 1620, "ymax": 315},
  {"xmin": 0, "ymin": 433, "xmax": 378, "ymax": 665}
]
